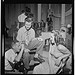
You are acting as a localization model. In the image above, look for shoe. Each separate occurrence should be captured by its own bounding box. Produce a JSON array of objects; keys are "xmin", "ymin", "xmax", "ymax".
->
[{"xmin": 25, "ymin": 66, "xmax": 30, "ymax": 70}]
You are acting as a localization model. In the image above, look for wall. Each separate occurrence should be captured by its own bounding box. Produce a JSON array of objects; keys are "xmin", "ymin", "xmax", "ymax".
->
[
  {"xmin": 41, "ymin": 4, "xmax": 61, "ymax": 30},
  {"xmin": 31, "ymin": 4, "xmax": 37, "ymax": 21},
  {"xmin": 65, "ymin": 14, "xmax": 72, "ymax": 25},
  {"xmin": 5, "ymin": 4, "xmax": 72, "ymax": 30},
  {"xmin": 65, "ymin": 4, "xmax": 72, "ymax": 12},
  {"xmin": 51, "ymin": 4, "xmax": 72, "ymax": 30},
  {"xmin": 65, "ymin": 6, "xmax": 72, "ymax": 25},
  {"xmin": 5, "ymin": 4, "xmax": 37, "ymax": 28},
  {"xmin": 41, "ymin": 4, "xmax": 48, "ymax": 22},
  {"xmin": 5, "ymin": 4, "xmax": 24, "ymax": 28},
  {"xmin": 51, "ymin": 4, "xmax": 61, "ymax": 30},
  {"xmin": 25, "ymin": 4, "xmax": 37, "ymax": 21}
]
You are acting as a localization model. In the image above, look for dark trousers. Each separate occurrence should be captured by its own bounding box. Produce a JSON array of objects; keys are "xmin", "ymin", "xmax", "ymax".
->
[{"xmin": 22, "ymin": 38, "xmax": 45, "ymax": 69}]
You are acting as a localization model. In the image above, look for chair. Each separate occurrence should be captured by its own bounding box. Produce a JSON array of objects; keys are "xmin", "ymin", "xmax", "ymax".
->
[
  {"xmin": 56, "ymin": 56, "xmax": 70, "ymax": 74},
  {"xmin": 29, "ymin": 48, "xmax": 37, "ymax": 54},
  {"xmin": 5, "ymin": 59, "xmax": 26, "ymax": 74},
  {"xmin": 5, "ymin": 48, "xmax": 37, "ymax": 74}
]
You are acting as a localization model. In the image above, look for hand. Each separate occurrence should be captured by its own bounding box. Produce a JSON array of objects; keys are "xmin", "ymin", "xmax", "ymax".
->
[
  {"xmin": 55, "ymin": 58, "xmax": 61, "ymax": 67},
  {"xmin": 34, "ymin": 53, "xmax": 38, "ymax": 58},
  {"xmin": 24, "ymin": 49, "xmax": 30, "ymax": 52}
]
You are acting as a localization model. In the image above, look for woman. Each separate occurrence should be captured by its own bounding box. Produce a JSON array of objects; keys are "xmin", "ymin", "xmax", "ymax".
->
[{"xmin": 33, "ymin": 30, "xmax": 71, "ymax": 74}]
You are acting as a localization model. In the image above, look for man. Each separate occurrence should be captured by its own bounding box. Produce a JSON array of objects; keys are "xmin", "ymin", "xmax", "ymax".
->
[
  {"xmin": 67, "ymin": 24, "xmax": 72, "ymax": 35},
  {"xmin": 59, "ymin": 26, "xmax": 72, "ymax": 73},
  {"xmin": 66, "ymin": 24, "xmax": 72, "ymax": 52},
  {"xmin": 5, "ymin": 41, "xmax": 24, "ymax": 73},
  {"xmin": 16, "ymin": 16, "xmax": 45, "ymax": 70},
  {"xmin": 47, "ymin": 15, "xmax": 53, "ymax": 31},
  {"xmin": 59, "ymin": 26, "xmax": 72, "ymax": 52},
  {"xmin": 40, "ymin": 20, "xmax": 45, "ymax": 32},
  {"xmin": 18, "ymin": 10, "xmax": 27, "ymax": 28}
]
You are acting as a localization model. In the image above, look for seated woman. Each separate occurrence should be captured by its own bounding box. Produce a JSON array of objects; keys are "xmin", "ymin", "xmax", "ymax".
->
[
  {"xmin": 33, "ymin": 30, "xmax": 72, "ymax": 74},
  {"xmin": 5, "ymin": 41, "xmax": 25, "ymax": 73}
]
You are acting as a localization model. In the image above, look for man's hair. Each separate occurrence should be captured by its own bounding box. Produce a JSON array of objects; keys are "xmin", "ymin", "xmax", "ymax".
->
[
  {"xmin": 21, "ymin": 10, "xmax": 25, "ymax": 13},
  {"xmin": 25, "ymin": 15, "xmax": 33, "ymax": 22},
  {"xmin": 25, "ymin": 7, "xmax": 31, "ymax": 13}
]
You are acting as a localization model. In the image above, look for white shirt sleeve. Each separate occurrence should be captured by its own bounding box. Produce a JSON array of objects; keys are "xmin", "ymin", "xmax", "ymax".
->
[
  {"xmin": 5, "ymin": 50, "xmax": 17, "ymax": 64},
  {"xmin": 16, "ymin": 29, "xmax": 22, "ymax": 42},
  {"xmin": 31, "ymin": 29, "xmax": 35, "ymax": 41},
  {"xmin": 18, "ymin": 14, "xmax": 27, "ymax": 22}
]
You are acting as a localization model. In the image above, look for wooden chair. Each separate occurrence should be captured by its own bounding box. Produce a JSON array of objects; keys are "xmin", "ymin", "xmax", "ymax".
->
[{"xmin": 56, "ymin": 56, "xmax": 70, "ymax": 74}]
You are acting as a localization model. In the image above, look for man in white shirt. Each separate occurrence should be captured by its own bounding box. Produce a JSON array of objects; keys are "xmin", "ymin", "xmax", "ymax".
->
[
  {"xmin": 5, "ymin": 41, "xmax": 24, "ymax": 72},
  {"xmin": 18, "ymin": 10, "xmax": 27, "ymax": 28},
  {"xmin": 16, "ymin": 16, "xmax": 45, "ymax": 70}
]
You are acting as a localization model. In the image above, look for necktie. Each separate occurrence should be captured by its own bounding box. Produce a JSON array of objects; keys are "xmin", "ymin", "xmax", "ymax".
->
[{"xmin": 26, "ymin": 31, "xmax": 29, "ymax": 45}]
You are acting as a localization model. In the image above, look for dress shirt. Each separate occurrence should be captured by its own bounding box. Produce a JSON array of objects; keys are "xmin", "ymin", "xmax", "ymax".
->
[
  {"xmin": 5, "ymin": 49, "xmax": 17, "ymax": 70},
  {"xmin": 16, "ymin": 26, "xmax": 35, "ymax": 45}
]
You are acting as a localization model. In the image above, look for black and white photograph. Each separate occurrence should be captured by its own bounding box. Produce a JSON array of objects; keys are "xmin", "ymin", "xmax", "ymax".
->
[{"xmin": 1, "ymin": 0, "xmax": 73, "ymax": 74}]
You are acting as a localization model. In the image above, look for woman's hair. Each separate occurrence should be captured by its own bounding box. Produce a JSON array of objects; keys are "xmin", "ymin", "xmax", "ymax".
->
[
  {"xmin": 60, "ymin": 26, "xmax": 67, "ymax": 33},
  {"xmin": 51, "ymin": 30, "xmax": 62, "ymax": 45},
  {"xmin": 54, "ymin": 32, "xmax": 60, "ymax": 44}
]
